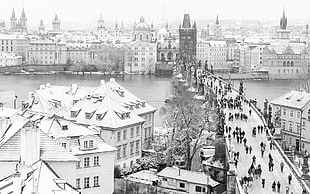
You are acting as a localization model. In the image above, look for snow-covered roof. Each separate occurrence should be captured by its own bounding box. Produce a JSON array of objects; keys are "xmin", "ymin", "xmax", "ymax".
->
[{"xmin": 270, "ymin": 90, "xmax": 310, "ymax": 110}]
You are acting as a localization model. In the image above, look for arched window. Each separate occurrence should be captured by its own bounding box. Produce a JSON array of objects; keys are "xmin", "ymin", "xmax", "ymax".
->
[
  {"xmin": 283, "ymin": 61, "xmax": 286, "ymax": 67},
  {"xmin": 140, "ymin": 34, "xmax": 143, "ymax": 40},
  {"xmin": 146, "ymin": 35, "xmax": 149, "ymax": 40},
  {"xmin": 308, "ymin": 109, "xmax": 310, "ymax": 121},
  {"xmin": 134, "ymin": 34, "xmax": 137, "ymax": 40}
]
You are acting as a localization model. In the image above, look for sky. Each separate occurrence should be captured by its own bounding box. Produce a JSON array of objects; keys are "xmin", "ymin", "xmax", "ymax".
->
[{"xmin": 1, "ymin": 0, "xmax": 310, "ymax": 28}]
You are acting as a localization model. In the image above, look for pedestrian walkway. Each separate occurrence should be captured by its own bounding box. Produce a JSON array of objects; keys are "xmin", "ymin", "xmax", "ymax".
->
[{"xmin": 212, "ymin": 78, "xmax": 304, "ymax": 194}]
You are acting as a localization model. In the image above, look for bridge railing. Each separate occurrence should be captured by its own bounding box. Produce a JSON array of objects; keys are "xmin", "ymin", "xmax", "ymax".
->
[{"xmin": 212, "ymin": 73, "xmax": 310, "ymax": 193}]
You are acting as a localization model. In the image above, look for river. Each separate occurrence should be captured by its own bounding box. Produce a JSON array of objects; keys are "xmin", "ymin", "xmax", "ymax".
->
[{"xmin": 0, "ymin": 74, "xmax": 303, "ymax": 127}]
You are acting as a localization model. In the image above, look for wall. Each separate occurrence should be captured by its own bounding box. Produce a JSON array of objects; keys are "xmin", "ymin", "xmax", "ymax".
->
[
  {"xmin": 48, "ymin": 161, "xmax": 76, "ymax": 186},
  {"xmin": 0, "ymin": 162, "xmax": 17, "ymax": 179}
]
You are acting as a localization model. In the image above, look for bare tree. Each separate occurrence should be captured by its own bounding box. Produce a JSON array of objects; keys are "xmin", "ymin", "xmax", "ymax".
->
[{"xmin": 160, "ymin": 84, "xmax": 218, "ymax": 170}]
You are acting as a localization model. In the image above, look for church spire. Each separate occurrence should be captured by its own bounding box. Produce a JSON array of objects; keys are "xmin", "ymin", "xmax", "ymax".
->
[
  {"xmin": 216, "ymin": 14, "xmax": 219, "ymax": 25},
  {"xmin": 280, "ymin": 7, "xmax": 287, "ymax": 30},
  {"xmin": 182, "ymin": 13, "xmax": 191, "ymax": 28},
  {"xmin": 11, "ymin": 8, "xmax": 16, "ymax": 19}
]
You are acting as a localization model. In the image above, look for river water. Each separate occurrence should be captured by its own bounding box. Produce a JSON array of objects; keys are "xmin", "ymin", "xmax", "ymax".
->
[{"xmin": 0, "ymin": 74, "xmax": 302, "ymax": 127}]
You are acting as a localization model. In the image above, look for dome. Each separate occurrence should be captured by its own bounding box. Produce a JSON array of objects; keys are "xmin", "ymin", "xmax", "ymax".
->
[{"xmin": 134, "ymin": 16, "xmax": 150, "ymax": 32}]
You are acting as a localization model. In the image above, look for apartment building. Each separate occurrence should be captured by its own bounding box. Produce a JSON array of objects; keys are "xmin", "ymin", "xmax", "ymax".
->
[
  {"xmin": 26, "ymin": 41, "xmax": 67, "ymax": 65},
  {"xmin": 0, "ymin": 34, "xmax": 28, "ymax": 60},
  {"xmin": 25, "ymin": 79, "xmax": 156, "ymax": 169},
  {"xmin": 0, "ymin": 52, "xmax": 22, "ymax": 67},
  {"xmin": 270, "ymin": 91, "xmax": 310, "ymax": 153},
  {"xmin": 39, "ymin": 115, "xmax": 116, "ymax": 194}
]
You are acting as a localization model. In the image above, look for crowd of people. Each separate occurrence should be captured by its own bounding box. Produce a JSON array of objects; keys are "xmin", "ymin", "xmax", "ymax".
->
[{"xmin": 203, "ymin": 74, "xmax": 304, "ymax": 194}]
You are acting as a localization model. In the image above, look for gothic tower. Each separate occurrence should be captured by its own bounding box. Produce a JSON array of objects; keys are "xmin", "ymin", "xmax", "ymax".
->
[
  {"xmin": 52, "ymin": 14, "xmax": 61, "ymax": 32},
  {"xmin": 179, "ymin": 13, "xmax": 197, "ymax": 61},
  {"xmin": 38, "ymin": 20, "xmax": 45, "ymax": 32},
  {"xmin": 10, "ymin": 8, "xmax": 17, "ymax": 31},
  {"xmin": 20, "ymin": 8, "xmax": 27, "ymax": 32},
  {"xmin": 214, "ymin": 14, "xmax": 222, "ymax": 40}
]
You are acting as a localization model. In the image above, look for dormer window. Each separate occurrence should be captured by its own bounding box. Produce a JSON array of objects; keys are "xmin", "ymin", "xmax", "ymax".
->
[
  {"xmin": 71, "ymin": 110, "xmax": 79, "ymax": 118},
  {"xmin": 73, "ymin": 100, "xmax": 78, "ymax": 104},
  {"xmin": 62, "ymin": 125, "xmax": 68, "ymax": 130},
  {"xmin": 141, "ymin": 102, "xmax": 146, "ymax": 107},
  {"xmin": 85, "ymin": 112, "xmax": 94, "ymax": 119},
  {"xmin": 135, "ymin": 104, "xmax": 140, "ymax": 109},
  {"xmin": 89, "ymin": 140, "xmax": 93, "ymax": 148}
]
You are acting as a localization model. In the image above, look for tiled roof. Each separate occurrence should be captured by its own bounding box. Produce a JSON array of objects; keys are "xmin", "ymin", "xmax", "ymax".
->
[
  {"xmin": 0, "ymin": 160, "xmax": 78, "ymax": 194},
  {"xmin": 157, "ymin": 167, "xmax": 219, "ymax": 187},
  {"xmin": 38, "ymin": 115, "xmax": 99, "ymax": 138},
  {"xmin": 0, "ymin": 116, "xmax": 77, "ymax": 162},
  {"xmin": 60, "ymin": 94, "xmax": 144, "ymax": 129},
  {"xmin": 270, "ymin": 90, "xmax": 310, "ymax": 110}
]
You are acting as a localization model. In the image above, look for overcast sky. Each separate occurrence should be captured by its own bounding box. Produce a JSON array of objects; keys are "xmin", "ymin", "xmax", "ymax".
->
[{"xmin": 1, "ymin": 0, "xmax": 309, "ymax": 27}]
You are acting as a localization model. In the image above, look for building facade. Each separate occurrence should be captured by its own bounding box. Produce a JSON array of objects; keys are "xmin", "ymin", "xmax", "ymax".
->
[
  {"xmin": 0, "ymin": 52, "xmax": 22, "ymax": 67},
  {"xmin": 270, "ymin": 91, "xmax": 310, "ymax": 153},
  {"xmin": 0, "ymin": 35, "xmax": 28, "ymax": 61}
]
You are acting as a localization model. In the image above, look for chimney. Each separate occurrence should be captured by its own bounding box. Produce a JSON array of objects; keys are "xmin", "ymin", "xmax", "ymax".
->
[
  {"xmin": 21, "ymin": 101, "xmax": 29, "ymax": 111},
  {"xmin": 39, "ymin": 85, "xmax": 45, "ymax": 90},
  {"xmin": 21, "ymin": 122, "xmax": 40, "ymax": 166},
  {"xmin": 28, "ymin": 92, "xmax": 34, "ymax": 102},
  {"xmin": 110, "ymin": 78, "xmax": 116, "ymax": 83}
]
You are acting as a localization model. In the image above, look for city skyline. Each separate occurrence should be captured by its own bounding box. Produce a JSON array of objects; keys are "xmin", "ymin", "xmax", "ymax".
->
[{"xmin": 1, "ymin": 0, "xmax": 310, "ymax": 29}]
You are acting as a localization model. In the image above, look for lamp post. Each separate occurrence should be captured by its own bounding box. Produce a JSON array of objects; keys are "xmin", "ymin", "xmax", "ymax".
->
[{"xmin": 14, "ymin": 95, "xmax": 17, "ymax": 109}]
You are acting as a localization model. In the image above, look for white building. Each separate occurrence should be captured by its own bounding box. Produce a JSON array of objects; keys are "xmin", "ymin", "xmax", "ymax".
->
[
  {"xmin": 0, "ymin": 52, "xmax": 22, "ymax": 67},
  {"xmin": 126, "ymin": 16, "xmax": 157, "ymax": 74},
  {"xmin": 270, "ymin": 91, "xmax": 310, "ymax": 153},
  {"xmin": 0, "ymin": 114, "xmax": 78, "ymax": 187},
  {"xmin": 0, "ymin": 34, "xmax": 28, "ymax": 60},
  {"xmin": 24, "ymin": 79, "xmax": 156, "ymax": 169},
  {"xmin": 39, "ymin": 115, "xmax": 116, "ymax": 194},
  {"xmin": 157, "ymin": 167, "xmax": 219, "ymax": 193},
  {"xmin": 0, "ymin": 160, "xmax": 79, "ymax": 194},
  {"xmin": 196, "ymin": 40, "xmax": 229, "ymax": 70},
  {"xmin": 66, "ymin": 42, "xmax": 91, "ymax": 65},
  {"xmin": 127, "ymin": 40, "xmax": 156, "ymax": 74},
  {"xmin": 26, "ymin": 41, "xmax": 67, "ymax": 65}
]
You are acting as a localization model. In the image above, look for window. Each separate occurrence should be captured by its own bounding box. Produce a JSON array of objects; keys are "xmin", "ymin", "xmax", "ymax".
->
[
  {"xmin": 84, "ymin": 141, "xmax": 88, "ymax": 148},
  {"xmin": 130, "ymin": 128, "xmax": 134, "ymax": 138},
  {"xmin": 117, "ymin": 146, "xmax": 121, "ymax": 159},
  {"xmin": 130, "ymin": 160, "xmax": 133, "ymax": 167},
  {"xmin": 89, "ymin": 140, "xmax": 93, "ymax": 148},
  {"xmin": 76, "ymin": 160, "xmax": 81, "ymax": 169},
  {"xmin": 136, "ymin": 140, "xmax": 140, "ymax": 153},
  {"xmin": 136, "ymin": 126, "xmax": 140, "ymax": 137},
  {"xmin": 144, "ymin": 128, "xmax": 147, "ymax": 139},
  {"xmin": 94, "ymin": 176, "xmax": 99, "ymax": 187},
  {"xmin": 297, "ymin": 125, "xmax": 300, "ymax": 134},
  {"xmin": 61, "ymin": 142, "xmax": 67, "ymax": 149},
  {"xmin": 195, "ymin": 186, "xmax": 202, "ymax": 192},
  {"xmin": 282, "ymin": 121, "xmax": 286, "ymax": 130},
  {"xmin": 123, "ymin": 129, "xmax": 127, "ymax": 140},
  {"xmin": 117, "ymin": 131, "xmax": 121, "ymax": 142},
  {"xmin": 290, "ymin": 110, "xmax": 293, "ymax": 117},
  {"xmin": 283, "ymin": 109, "xmax": 286, "ymax": 116},
  {"xmin": 308, "ymin": 109, "xmax": 310, "ymax": 121},
  {"xmin": 130, "ymin": 142, "xmax": 134, "ymax": 155},
  {"xmin": 180, "ymin": 182, "xmax": 185, "ymax": 188},
  {"xmin": 289, "ymin": 137, "xmax": 292, "ymax": 145},
  {"xmin": 297, "ymin": 111, "xmax": 301, "ymax": 119},
  {"xmin": 94, "ymin": 156, "xmax": 99, "ymax": 166},
  {"xmin": 289, "ymin": 123, "xmax": 293, "ymax": 132},
  {"xmin": 84, "ymin": 157, "xmax": 90, "ymax": 167},
  {"xmin": 123, "ymin": 144, "xmax": 127, "ymax": 157},
  {"xmin": 84, "ymin": 177, "xmax": 90, "ymax": 188},
  {"xmin": 76, "ymin": 178, "xmax": 80, "ymax": 189}
]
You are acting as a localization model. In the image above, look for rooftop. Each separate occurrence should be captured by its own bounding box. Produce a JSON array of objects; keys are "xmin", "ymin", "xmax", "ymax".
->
[
  {"xmin": 157, "ymin": 167, "xmax": 219, "ymax": 187},
  {"xmin": 270, "ymin": 90, "xmax": 310, "ymax": 110}
]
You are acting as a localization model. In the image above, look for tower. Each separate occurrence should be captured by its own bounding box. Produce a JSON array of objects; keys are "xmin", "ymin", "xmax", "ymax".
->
[
  {"xmin": 38, "ymin": 20, "xmax": 45, "ymax": 32},
  {"xmin": 20, "ymin": 8, "xmax": 27, "ymax": 32},
  {"xmin": 52, "ymin": 14, "xmax": 61, "ymax": 32},
  {"xmin": 97, "ymin": 14, "xmax": 105, "ymax": 31},
  {"xmin": 10, "ymin": 8, "xmax": 17, "ymax": 31},
  {"xmin": 214, "ymin": 14, "xmax": 222, "ymax": 40},
  {"xmin": 179, "ymin": 13, "xmax": 197, "ymax": 61},
  {"xmin": 277, "ymin": 8, "xmax": 290, "ymax": 39}
]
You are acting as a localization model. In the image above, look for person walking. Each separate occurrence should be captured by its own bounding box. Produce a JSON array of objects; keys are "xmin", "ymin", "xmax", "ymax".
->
[
  {"xmin": 252, "ymin": 155, "xmax": 256, "ymax": 166},
  {"xmin": 288, "ymin": 174, "xmax": 292, "ymax": 185},
  {"xmin": 262, "ymin": 178, "xmax": 265, "ymax": 188},
  {"xmin": 277, "ymin": 181, "xmax": 281, "ymax": 193},
  {"xmin": 245, "ymin": 145, "xmax": 249, "ymax": 154},
  {"xmin": 249, "ymin": 145, "xmax": 252, "ymax": 154},
  {"xmin": 272, "ymin": 181, "xmax": 276, "ymax": 192},
  {"xmin": 243, "ymin": 137, "xmax": 247, "ymax": 146},
  {"xmin": 249, "ymin": 109, "xmax": 252, "ymax": 116},
  {"xmin": 280, "ymin": 162, "xmax": 284, "ymax": 173}
]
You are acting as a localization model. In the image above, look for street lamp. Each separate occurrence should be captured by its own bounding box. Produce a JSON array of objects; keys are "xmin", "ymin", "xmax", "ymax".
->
[{"xmin": 14, "ymin": 95, "xmax": 17, "ymax": 109}]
